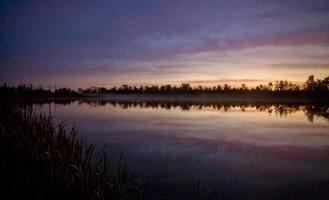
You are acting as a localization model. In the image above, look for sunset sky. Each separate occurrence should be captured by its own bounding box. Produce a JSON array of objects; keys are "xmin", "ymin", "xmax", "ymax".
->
[{"xmin": 1, "ymin": 0, "xmax": 329, "ymax": 89}]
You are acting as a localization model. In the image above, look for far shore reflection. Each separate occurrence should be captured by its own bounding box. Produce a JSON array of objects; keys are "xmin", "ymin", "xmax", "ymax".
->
[{"xmin": 31, "ymin": 98, "xmax": 329, "ymax": 122}]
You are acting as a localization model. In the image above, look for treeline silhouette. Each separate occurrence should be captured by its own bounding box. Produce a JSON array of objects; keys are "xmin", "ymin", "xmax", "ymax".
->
[
  {"xmin": 80, "ymin": 75, "xmax": 329, "ymax": 97},
  {"xmin": 1, "ymin": 75, "xmax": 328, "ymax": 98},
  {"xmin": 0, "ymin": 83, "xmax": 80, "ymax": 97}
]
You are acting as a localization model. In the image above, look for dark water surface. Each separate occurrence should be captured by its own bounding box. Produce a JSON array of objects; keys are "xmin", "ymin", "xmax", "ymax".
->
[{"xmin": 35, "ymin": 100, "xmax": 329, "ymax": 199}]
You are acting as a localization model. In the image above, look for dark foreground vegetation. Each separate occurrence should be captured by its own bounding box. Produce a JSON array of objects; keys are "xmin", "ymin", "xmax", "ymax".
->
[
  {"xmin": 1, "ymin": 76, "xmax": 328, "ymax": 99},
  {"xmin": 0, "ymin": 102, "xmax": 143, "ymax": 200}
]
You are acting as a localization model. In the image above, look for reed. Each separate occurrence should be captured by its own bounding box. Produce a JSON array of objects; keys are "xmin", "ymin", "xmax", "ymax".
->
[{"xmin": 0, "ymin": 103, "xmax": 143, "ymax": 200}]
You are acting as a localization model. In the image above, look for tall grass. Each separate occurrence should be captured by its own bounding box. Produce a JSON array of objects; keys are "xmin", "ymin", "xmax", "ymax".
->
[{"xmin": 0, "ymin": 103, "xmax": 143, "ymax": 200}]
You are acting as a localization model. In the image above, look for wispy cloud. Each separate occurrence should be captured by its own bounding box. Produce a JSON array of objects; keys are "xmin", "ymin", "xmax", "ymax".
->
[{"xmin": 1, "ymin": 0, "xmax": 329, "ymax": 87}]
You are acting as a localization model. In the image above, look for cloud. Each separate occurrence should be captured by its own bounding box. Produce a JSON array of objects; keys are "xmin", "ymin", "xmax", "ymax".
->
[
  {"xmin": 1, "ymin": 0, "xmax": 329, "ymax": 87},
  {"xmin": 190, "ymin": 79, "xmax": 270, "ymax": 84},
  {"xmin": 259, "ymin": 63, "xmax": 329, "ymax": 69}
]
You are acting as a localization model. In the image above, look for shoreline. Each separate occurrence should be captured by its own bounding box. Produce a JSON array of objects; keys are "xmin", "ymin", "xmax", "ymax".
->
[
  {"xmin": 94, "ymin": 94, "xmax": 329, "ymax": 104},
  {"xmin": 3, "ymin": 94, "xmax": 328, "ymax": 104}
]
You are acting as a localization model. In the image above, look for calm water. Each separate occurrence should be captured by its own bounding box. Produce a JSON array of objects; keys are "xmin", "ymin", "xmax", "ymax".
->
[{"xmin": 36, "ymin": 100, "xmax": 329, "ymax": 199}]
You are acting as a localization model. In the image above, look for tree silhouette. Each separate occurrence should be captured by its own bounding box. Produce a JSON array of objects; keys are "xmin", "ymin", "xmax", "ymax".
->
[
  {"xmin": 306, "ymin": 75, "xmax": 315, "ymax": 91},
  {"xmin": 1, "ymin": 75, "xmax": 328, "ymax": 98}
]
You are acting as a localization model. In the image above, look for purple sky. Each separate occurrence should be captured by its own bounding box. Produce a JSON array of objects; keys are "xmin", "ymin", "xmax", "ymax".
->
[{"xmin": 1, "ymin": 0, "xmax": 329, "ymax": 88}]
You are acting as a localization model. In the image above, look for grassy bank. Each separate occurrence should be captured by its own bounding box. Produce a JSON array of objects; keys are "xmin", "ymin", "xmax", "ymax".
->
[{"xmin": 0, "ymin": 103, "xmax": 143, "ymax": 200}]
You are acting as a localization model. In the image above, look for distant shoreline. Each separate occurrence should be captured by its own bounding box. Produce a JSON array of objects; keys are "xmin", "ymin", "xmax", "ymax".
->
[
  {"xmin": 3, "ymin": 93, "xmax": 328, "ymax": 104},
  {"xmin": 91, "ymin": 94, "xmax": 329, "ymax": 103}
]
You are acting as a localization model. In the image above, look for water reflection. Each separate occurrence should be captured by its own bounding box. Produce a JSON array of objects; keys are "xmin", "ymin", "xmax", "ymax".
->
[
  {"xmin": 31, "ymin": 98, "xmax": 329, "ymax": 199},
  {"xmin": 32, "ymin": 98, "xmax": 329, "ymax": 122}
]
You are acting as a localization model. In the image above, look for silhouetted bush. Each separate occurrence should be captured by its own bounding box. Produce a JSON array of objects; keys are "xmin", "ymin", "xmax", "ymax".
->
[{"xmin": 0, "ymin": 84, "xmax": 81, "ymax": 97}]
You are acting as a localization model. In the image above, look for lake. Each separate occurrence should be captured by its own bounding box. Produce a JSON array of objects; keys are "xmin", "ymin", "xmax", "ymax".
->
[{"xmin": 35, "ymin": 99, "xmax": 329, "ymax": 199}]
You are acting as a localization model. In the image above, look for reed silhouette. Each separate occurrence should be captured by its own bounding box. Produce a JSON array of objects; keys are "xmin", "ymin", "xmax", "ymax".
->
[{"xmin": 0, "ymin": 102, "xmax": 143, "ymax": 200}]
